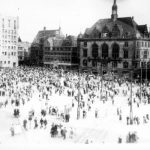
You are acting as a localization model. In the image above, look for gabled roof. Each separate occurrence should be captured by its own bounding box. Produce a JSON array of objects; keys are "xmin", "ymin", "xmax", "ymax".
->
[
  {"xmin": 137, "ymin": 25, "xmax": 148, "ymax": 34},
  {"xmin": 32, "ymin": 28, "xmax": 64, "ymax": 44},
  {"xmin": 118, "ymin": 17, "xmax": 136, "ymax": 28},
  {"xmin": 83, "ymin": 16, "xmax": 147, "ymax": 38}
]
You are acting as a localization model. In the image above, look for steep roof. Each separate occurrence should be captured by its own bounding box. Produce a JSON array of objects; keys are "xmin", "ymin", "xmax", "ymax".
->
[
  {"xmin": 32, "ymin": 29, "xmax": 64, "ymax": 44},
  {"xmin": 137, "ymin": 25, "xmax": 148, "ymax": 34},
  {"xmin": 118, "ymin": 17, "xmax": 136, "ymax": 28},
  {"xmin": 83, "ymin": 17, "xmax": 146, "ymax": 38}
]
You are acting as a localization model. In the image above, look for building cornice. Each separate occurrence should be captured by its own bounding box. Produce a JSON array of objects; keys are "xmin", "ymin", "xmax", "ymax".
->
[{"xmin": 77, "ymin": 38, "xmax": 150, "ymax": 42}]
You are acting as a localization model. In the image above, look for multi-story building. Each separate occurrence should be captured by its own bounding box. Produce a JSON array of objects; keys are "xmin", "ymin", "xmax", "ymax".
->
[
  {"xmin": 77, "ymin": 0, "xmax": 150, "ymax": 78},
  {"xmin": 0, "ymin": 15, "xmax": 19, "ymax": 67},
  {"xmin": 43, "ymin": 35, "xmax": 79, "ymax": 70},
  {"xmin": 30, "ymin": 27, "xmax": 64, "ymax": 66},
  {"xmin": 30, "ymin": 27, "xmax": 79, "ymax": 69},
  {"xmin": 18, "ymin": 40, "xmax": 31, "ymax": 65}
]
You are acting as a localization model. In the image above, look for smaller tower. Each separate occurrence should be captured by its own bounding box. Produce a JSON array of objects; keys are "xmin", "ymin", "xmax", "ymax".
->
[
  {"xmin": 111, "ymin": 0, "xmax": 118, "ymax": 21},
  {"xmin": 58, "ymin": 26, "xmax": 61, "ymax": 36}
]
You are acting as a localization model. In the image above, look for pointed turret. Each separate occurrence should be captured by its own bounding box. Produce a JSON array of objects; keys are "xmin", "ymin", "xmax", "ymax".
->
[{"xmin": 111, "ymin": 0, "xmax": 118, "ymax": 21}]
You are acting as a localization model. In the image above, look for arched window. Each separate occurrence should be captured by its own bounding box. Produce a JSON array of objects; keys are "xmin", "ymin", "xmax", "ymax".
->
[
  {"xmin": 92, "ymin": 43, "xmax": 98, "ymax": 58},
  {"xmin": 83, "ymin": 49, "xmax": 87, "ymax": 57},
  {"xmin": 123, "ymin": 62, "xmax": 128, "ymax": 68},
  {"xmin": 102, "ymin": 43, "xmax": 109, "ymax": 58},
  {"xmin": 83, "ymin": 59, "xmax": 87, "ymax": 66},
  {"xmin": 92, "ymin": 60, "xmax": 97, "ymax": 67},
  {"xmin": 124, "ymin": 50, "xmax": 128, "ymax": 58},
  {"xmin": 112, "ymin": 24, "xmax": 120, "ymax": 37},
  {"xmin": 112, "ymin": 43, "xmax": 119, "ymax": 59}
]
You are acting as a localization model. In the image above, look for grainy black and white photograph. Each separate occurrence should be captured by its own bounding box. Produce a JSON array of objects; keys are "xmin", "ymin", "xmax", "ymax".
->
[{"xmin": 0, "ymin": 0, "xmax": 150, "ymax": 149}]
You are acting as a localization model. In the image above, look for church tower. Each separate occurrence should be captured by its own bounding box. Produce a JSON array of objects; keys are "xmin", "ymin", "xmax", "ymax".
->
[{"xmin": 111, "ymin": 0, "xmax": 118, "ymax": 21}]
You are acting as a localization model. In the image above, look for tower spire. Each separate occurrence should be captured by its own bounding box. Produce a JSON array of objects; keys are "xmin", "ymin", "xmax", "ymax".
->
[{"xmin": 111, "ymin": 0, "xmax": 118, "ymax": 21}]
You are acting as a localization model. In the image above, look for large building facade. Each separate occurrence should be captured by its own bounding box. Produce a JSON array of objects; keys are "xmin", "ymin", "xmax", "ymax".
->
[
  {"xmin": 0, "ymin": 15, "xmax": 19, "ymax": 67},
  {"xmin": 78, "ymin": 0, "xmax": 150, "ymax": 77},
  {"xmin": 43, "ymin": 35, "xmax": 79, "ymax": 70},
  {"xmin": 30, "ymin": 27, "xmax": 64, "ymax": 66},
  {"xmin": 30, "ymin": 27, "xmax": 79, "ymax": 69}
]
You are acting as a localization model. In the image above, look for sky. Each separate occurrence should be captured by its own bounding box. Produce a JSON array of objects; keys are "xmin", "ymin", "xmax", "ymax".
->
[{"xmin": 0, "ymin": 0, "xmax": 149, "ymax": 42}]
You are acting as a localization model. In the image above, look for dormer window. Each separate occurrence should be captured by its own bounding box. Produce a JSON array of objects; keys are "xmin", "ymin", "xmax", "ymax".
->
[
  {"xmin": 102, "ymin": 25, "xmax": 110, "ymax": 38},
  {"xmin": 92, "ymin": 27, "xmax": 99, "ymax": 38},
  {"xmin": 112, "ymin": 24, "xmax": 120, "ymax": 37},
  {"xmin": 84, "ymin": 42, "xmax": 87, "ymax": 47}
]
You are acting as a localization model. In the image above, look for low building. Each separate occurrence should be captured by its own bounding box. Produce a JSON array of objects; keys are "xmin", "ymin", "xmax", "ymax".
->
[{"xmin": 18, "ymin": 39, "xmax": 31, "ymax": 65}]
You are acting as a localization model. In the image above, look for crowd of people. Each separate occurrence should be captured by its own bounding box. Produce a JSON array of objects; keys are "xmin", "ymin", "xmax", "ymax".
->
[{"xmin": 0, "ymin": 66, "xmax": 150, "ymax": 143}]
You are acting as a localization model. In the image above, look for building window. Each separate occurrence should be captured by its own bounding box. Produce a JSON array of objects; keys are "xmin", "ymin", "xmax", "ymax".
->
[
  {"xmin": 112, "ymin": 24, "xmax": 120, "ymax": 37},
  {"xmin": 92, "ymin": 43, "xmax": 98, "ymax": 58},
  {"xmin": 136, "ymin": 51, "xmax": 139, "ymax": 58},
  {"xmin": 8, "ymin": 20, "xmax": 10, "ymax": 27},
  {"xmin": 123, "ymin": 62, "xmax": 128, "ymax": 68},
  {"xmin": 14, "ymin": 20, "xmax": 16, "ymax": 29},
  {"xmin": 2, "ymin": 18, "xmax": 4, "ymax": 28},
  {"xmin": 102, "ymin": 25, "xmax": 109, "ymax": 38},
  {"xmin": 13, "ymin": 62, "xmax": 16, "ymax": 67},
  {"xmin": 147, "ymin": 62, "xmax": 150, "ymax": 68},
  {"xmin": 112, "ymin": 62, "xmax": 117, "ymax": 68},
  {"xmin": 102, "ymin": 43, "xmax": 109, "ymax": 58},
  {"xmin": 145, "ymin": 42, "xmax": 147, "ymax": 47},
  {"xmin": 141, "ymin": 61, "xmax": 146, "ymax": 68},
  {"xmin": 142, "ymin": 42, "xmax": 144, "ymax": 47},
  {"xmin": 143, "ymin": 50, "xmax": 148, "ymax": 59},
  {"xmin": 92, "ymin": 60, "xmax": 97, "ymax": 67},
  {"xmin": 124, "ymin": 50, "xmax": 128, "ymax": 59},
  {"xmin": 124, "ymin": 41, "xmax": 128, "ymax": 47},
  {"xmin": 124, "ymin": 32, "xmax": 129, "ymax": 38},
  {"xmin": 99, "ymin": 33, "xmax": 101, "ymax": 38},
  {"xmin": 83, "ymin": 49, "xmax": 87, "ymax": 57},
  {"xmin": 112, "ymin": 43, "xmax": 119, "ymax": 59},
  {"xmin": 84, "ymin": 42, "xmax": 87, "ymax": 47},
  {"xmin": 148, "ymin": 42, "xmax": 150, "ymax": 47}
]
